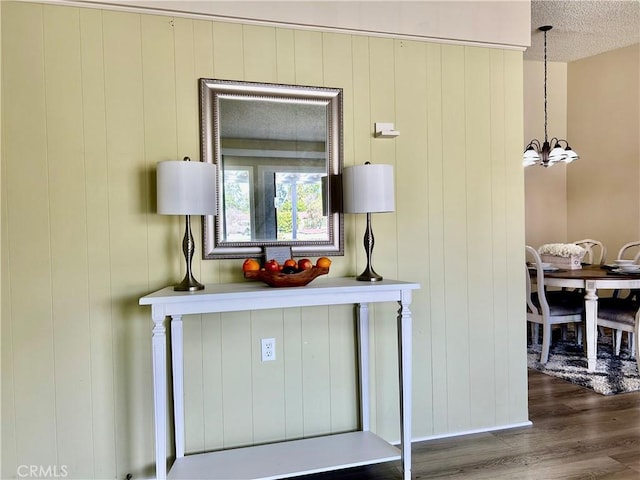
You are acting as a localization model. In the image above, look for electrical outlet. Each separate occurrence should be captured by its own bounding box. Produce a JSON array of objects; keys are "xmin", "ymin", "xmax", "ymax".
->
[{"xmin": 261, "ymin": 338, "xmax": 276, "ymax": 362}]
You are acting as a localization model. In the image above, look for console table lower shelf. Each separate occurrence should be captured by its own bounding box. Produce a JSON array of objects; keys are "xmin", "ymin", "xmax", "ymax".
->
[{"xmin": 168, "ymin": 431, "xmax": 400, "ymax": 480}]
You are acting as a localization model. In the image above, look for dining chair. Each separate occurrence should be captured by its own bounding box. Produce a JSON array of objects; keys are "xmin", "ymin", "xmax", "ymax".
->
[
  {"xmin": 597, "ymin": 298, "xmax": 639, "ymax": 367},
  {"xmin": 572, "ymin": 239, "xmax": 607, "ymax": 265},
  {"xmin": 526, "ymin": 246, "xmax": 585, "ymax": 364},
  {"xmin": 616, "ymin": 241, "xmax": 640, "ymax": 263},
  {"xmin": 610, "ymin": 240, "xmax": 640, "ymax": 353}
]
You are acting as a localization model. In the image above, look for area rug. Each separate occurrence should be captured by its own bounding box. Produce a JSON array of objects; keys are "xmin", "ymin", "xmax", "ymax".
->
[{"xmin": 527, "ymin": 339, "xmax": 640, "ymax": 395}]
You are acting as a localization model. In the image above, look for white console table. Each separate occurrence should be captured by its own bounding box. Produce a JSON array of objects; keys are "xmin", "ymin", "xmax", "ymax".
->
[{"xmin": 139, "ymin": 278, "xmax": 420, "ymax": 480}]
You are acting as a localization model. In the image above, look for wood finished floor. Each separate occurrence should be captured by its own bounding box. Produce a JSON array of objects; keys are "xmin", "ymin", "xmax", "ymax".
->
[{"xmin": 303, "ymin": 370, "xmax": 640, "ymax": 479}]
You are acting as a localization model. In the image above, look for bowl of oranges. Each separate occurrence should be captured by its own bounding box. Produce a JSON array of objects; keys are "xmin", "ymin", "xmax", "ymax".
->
[{"xmin": 242, "ymin": 257, "xmax": 331, "ymax": 287}]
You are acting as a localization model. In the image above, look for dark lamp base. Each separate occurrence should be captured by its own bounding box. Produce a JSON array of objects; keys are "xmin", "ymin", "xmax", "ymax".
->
[
  {"xmin": 356, "ymin": 267, "xmax": 383, "ymax": 282},
  {"xmin": 174, "ymin": 273, "xmax": 205, "ymax": 291}
]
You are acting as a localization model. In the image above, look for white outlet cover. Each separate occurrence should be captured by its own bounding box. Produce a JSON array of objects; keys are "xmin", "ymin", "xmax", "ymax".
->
[{"xmin": 261, "ymin": 338, "xmax": 276, "ymax": 362}]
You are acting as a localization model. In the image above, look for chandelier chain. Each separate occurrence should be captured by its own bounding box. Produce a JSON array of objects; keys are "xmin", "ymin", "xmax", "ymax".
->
[{"xmin": 543, "ymin": 29, "xmax": 548, "ymax": 143}]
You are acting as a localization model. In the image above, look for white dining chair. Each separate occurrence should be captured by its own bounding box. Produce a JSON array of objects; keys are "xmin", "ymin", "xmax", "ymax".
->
[
  {"xmin": 597, "ymin": 298, "xmax": 639, "ymax": 366},
  {"xmin": 616, "ymin": 241, "xmax": 640, "ymax": 263},
  {"xmin": 572, "ymin": 239, "xmax": 607, "ymax": 265},
  {"xmin": 526, "ymin": 246, "xmax": 585, "ymax": 364},
  {"xmin": 610, "ymin": 240, "xmax": 640, "ymax": 354}
]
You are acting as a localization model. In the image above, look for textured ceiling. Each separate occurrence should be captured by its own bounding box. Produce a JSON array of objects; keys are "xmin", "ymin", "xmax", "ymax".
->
[{"xmin": 525, "ymin": 0, "xmax": 640, "ymax": 62}]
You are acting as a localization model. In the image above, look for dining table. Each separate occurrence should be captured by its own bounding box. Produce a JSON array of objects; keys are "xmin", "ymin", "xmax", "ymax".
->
[{"xmin": 543, "ymin": 265, "xmax": 640, "ymax": 372}]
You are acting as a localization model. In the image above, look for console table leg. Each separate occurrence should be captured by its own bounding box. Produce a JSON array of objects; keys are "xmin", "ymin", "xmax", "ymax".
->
[
  {"xmin": 397, "ymin": 294, "xmax": 413, "ymax": 480},
  {"xmin": 171, "ymin": 315, "xmax": 185, "ymax": 458},
  {"xmin": 151, "ymin": 307, "xmax": 168, "ymax": 480},
  {"xmin": 357, "ymin": 303, "xmax": 370, "ymax": 432}
]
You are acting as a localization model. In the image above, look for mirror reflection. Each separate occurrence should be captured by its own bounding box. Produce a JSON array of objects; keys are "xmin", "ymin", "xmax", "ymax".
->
[
  {"xmin": 219, "ymin": 98, "xmax": 328, "ymax": 242},
  {"xmin": 199, "ymin": 79, "xmax": 343, "ymax": 259}
]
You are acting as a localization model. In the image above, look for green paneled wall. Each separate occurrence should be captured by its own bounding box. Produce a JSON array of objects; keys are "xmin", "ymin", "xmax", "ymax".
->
[{"xmin": 1, "ymin": 2, "xmax": 527, "ymax": 478}]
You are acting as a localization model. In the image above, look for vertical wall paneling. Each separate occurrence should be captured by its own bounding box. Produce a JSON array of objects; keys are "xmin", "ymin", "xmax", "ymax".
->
[
  {"xmin": 441, "ymin": 44, "xmax": 471, "ymax": 431},
  {"xmin": 0, "ymin": 16, "xmax": 18, "ymax": 467},
  {"xmin": 80, "ymin": 6, "xmax": 117, "ymax": 477},
  {"xmin": 425, "ymin": 42, "xmax": 449, "ymax": 434},
  {"xmin": 174, "ymin": 17, "xmax": 199, "ymax": 160},
  {"xmin": 243, "ymin": 25, "xmax": 277, "ymax": 83},
  {"xmin": 300, "ymin": 305, "xmax": 332, "ymax": 436},
  {"xmin": 1, "ymin": 3, "xmax": 529, "ymax": 476},
  {"xmin": 183, "ymin": 298, "xmax": 206, "ymax": 457},
  {"xmin": 283, "ymin": 308, "xmax": 304, "ymax": 439},
  {"xmin": 393, "ymin": 38, "xmax": 432, "ymax": 436},
  {"xmin": 489, "ymin": 49, "xmax": 511, "ymax": 425},
  {"xmin": 503, "ymin": 50, "xmax": 528, "ymax": 422},
  {"xmin": 1, "ymin": 1, "xmax": 18, "ymax": 476},
  {"xmin": 275, "ymin": 28, "xmax": 295, "ymax": 84},
  {"xmin": 3, "ymin": 1, "xmax": 59, "ymax": 470},
  {"xmin": 43, "ymin": 5, "xmax": 94, "ymax": 477},
  {"xmin": 102, "ymin": 10, "xmax": 154, "ymax": 477},
  {"xmin": 201, "ymin": 310, "xmax": 224, "ymax": 452},
  {"xmin": 212, "ymin": 21, "xmax": 244, "ymax": 80},
  {"xmin": 193, "ymin": 19, "xmax": 214, "ymax": 82},
  {"xmin": 292, "ymin": 30, "xmax": 323, "ymax": 86},
  {"xmin": 220, "ymin": 311, "xmax": 253, "ymax": 448},
  {"xmin": 464, "ymin": 47, "xmax": 496, "ymax": 428},
  {"xmin": 327, "ymin": 304, "xmax": 359, "ymax": 433}
]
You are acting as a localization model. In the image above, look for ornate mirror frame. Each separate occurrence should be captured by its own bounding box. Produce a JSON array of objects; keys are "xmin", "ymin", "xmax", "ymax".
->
[{"xmin": 199, "ymin": 78, "xmax": 344, "ymax": 259}]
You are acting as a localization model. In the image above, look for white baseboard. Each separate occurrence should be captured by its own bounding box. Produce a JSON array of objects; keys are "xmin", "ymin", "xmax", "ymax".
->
[{"xmin": 402, "ymin": 420, "xmax": 533, "ymax": 445}]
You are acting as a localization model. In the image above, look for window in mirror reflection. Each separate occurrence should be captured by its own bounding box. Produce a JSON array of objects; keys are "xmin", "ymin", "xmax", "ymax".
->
[
  {"xmin": 221, "ymin": 155, "xmax": 328, "ymax": 242},
  {"xmin": 275, "ymin": 172, "xmax": 327, "ymax": 241}
]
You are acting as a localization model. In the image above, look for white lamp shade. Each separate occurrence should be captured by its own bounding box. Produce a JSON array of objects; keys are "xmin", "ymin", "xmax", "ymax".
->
[
  {"xmin": 157, "ymin": 160, "xmax": 217, "ymax": 215},
  {"xmin": 343, "ymin": 163, "xmax": 395, "ymax": 214}
]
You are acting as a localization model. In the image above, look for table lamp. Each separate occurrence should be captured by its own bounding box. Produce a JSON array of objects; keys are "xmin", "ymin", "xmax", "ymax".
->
[
  {"xmin": 157, "ymin": 157, "xmax": 217, "ymax": 291},
  {"xmin": 342, "ymin": 161, "xmax": 395, "ymax": 281}
]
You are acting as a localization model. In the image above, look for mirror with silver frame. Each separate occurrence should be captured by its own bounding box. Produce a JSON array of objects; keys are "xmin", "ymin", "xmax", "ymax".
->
[{"xmin": 199, "ymin": 78, "xmax": 343, "ymax": 259}]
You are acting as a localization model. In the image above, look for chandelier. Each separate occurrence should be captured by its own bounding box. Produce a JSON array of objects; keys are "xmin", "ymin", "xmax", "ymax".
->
[{"xmin": 523, "ymin": 25, "xmax": 579, "ymax": 168}]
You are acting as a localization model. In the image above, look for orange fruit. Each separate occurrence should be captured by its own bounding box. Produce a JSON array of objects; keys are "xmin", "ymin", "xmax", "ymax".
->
[
  {"xmin": 242, "ymin": 258, "xmax": 260, "ymax": 272},
  {"xmin": 316, "ymin": 257, "xmax": 331, "ymax": 268},
  {"xmin": 283, "ymin": 259, "xmax": 298, "ymax": 269}
]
